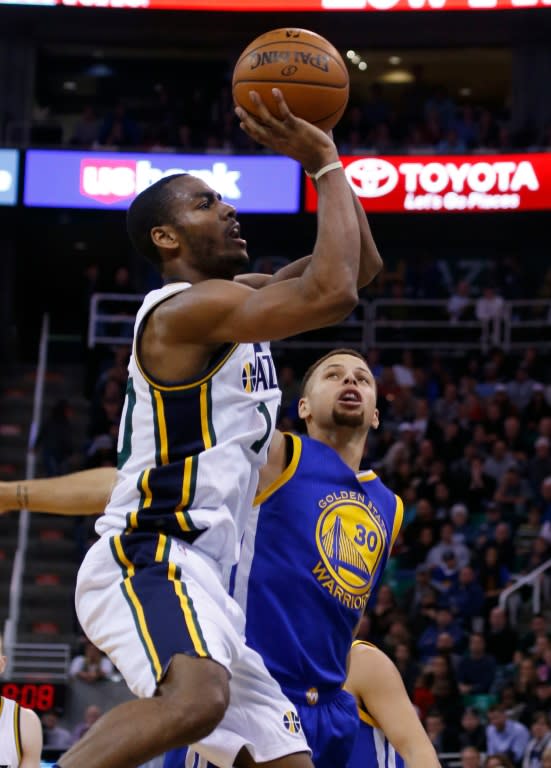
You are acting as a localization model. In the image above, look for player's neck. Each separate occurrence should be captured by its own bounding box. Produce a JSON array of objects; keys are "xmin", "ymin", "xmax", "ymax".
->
[{"xmin": 308, "ymin": 426, "xmax": 366, "ymax": 472}]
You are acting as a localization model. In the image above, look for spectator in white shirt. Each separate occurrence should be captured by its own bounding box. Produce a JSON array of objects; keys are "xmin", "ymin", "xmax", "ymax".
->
[{"xmin": 476, "ymin": 285, "xmax": 505, "ymax": 347}]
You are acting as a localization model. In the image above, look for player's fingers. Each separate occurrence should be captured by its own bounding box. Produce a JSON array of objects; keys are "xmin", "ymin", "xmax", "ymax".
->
[
  {"xmin": 271, "ymin": 88, "xmax": 294, "ymax": 123},
  {"xmin": 248, "ymin": 90, "xmax": 292, "ymax": 134}
]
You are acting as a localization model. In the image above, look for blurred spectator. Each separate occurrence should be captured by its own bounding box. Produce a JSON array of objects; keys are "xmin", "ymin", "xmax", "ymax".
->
[
  {"xmin": 418, "ymin": 606, "xmax": 464, "ymax": 662},
  {"xmin": 484, "ymin": 756, "xmax": 516, "ymax": 768},
  {"xmin": 460, "ymin": 707, "xmax": 488, "ymax": 753},
  {"xmin": 477, "ymin": 544, "xmax": 511, "ymax": 614},
  {"xmin": 476, "ymin": 286, "xmax": 506, "ymax": 348},
  {"xmin": 36, "ymin": 399, "xmax": 76, "ymax": 476},
  {"xmin": 427, "ymin": 522, "xmax": 471, "ymax": 571},
  {"xmin": 98, "ymin": 101, "xmax": 140, "ymax": 147},
  {"xmin": 458, "ymin": 633, "xmax": 497, "ymax": 695},
  {"xmin": 522, "ymin": 712, "xmax": 551, "ymax": 768},
  {"xmin": 508, "ymin": 367, "xmax": 537, "ymax": 412},
  {"xmin": 71, "ymin": 705, "xmax": 103, "ymax": 744},
  {"xmin": 425, "ymin": 708, "xmax": 461, "ymax": 754},
  {"xmin": 393, "ymin": 641, "xmax": 419, "ymax": 696},
  {"xmin": 484, "ymin": 442, "xmax": 517, "ymax": 485},
  {"xmin": 486, "ymin": 704, "xmax": 530, "ymax": 766},
  {"xmin": 42, "ymin": 710, "xmax": 72, "ymax": 750},
  {"xmin": 449, "ymin": 565, "xmax": 485, "ymax": 629},
  {"xmin": 494, "ymin": 469, "xmax": 533, "ymax": 525},
  {"xmin": 462, "ymin": 746, "xmax": 484, "ymax": 768},
  {"xmin": 485, "ymin": 607, "xmax": 519, "ymax": 666},
  {"xmin": 70, "ymin": 104, "xmax": 100, "ymax": 146},
  {"xmin": 527, "ymin": 439, "xmax": 551, "ymax": 496},
  {"xmin": 69, "ymin": 640, "xmax": 114, "ymax": 683}
]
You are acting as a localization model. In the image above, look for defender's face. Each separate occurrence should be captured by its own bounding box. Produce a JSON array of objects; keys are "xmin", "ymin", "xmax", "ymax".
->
[
  {"xmin": 166, "ymin": 176, "xmax": 248, "ymax": 278},
  {"xmin": 299, "ymin": 354, "xmax": 379, "ymax": 431}
]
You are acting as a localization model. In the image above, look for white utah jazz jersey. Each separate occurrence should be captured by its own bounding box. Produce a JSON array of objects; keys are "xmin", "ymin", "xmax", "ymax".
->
[
  {"xmin": 97, "ymin": 282, "xmax": 281, "ymax": 567},
  {"xmin": 0, "ymin": 696, "xmax": 21, "ymax": 768}
]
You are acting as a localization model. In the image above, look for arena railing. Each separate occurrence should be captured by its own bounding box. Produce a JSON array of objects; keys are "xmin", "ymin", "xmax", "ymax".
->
[
  {"xmin": 498, "ymin": 556, "xmax": 551, "ymax": 616},
  {"xmin": 4, "ymin": 314, "xmax": 50, "ymax": 674},
  {"xmin": 88, "ymin": 293, "xmax": 551, "ymax": 352}
]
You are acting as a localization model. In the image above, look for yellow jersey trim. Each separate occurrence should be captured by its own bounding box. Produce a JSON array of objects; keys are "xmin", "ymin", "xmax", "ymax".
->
[
  {"xmin": 200, "ymin": 383, "xmax": 212, "ymax": 450},
  {"xmin": 135, "ymin": 342, "xmax": 239, "ymax": 392},
  {"xmin": 357, "ymin": 469, "xmax": 377, "ymax": 482},
  {"xmin": 390, "ymin": 494, "xmax": 404, "ymax": 552},
  {"xmin": 153, "ymin": 391, "xmax": 170, "ymax": 464},
  {"xmin": 14, "ymin": 701, "xmax": 22, "ymax": 761},
  {"xmin": 254, "ymin": 433, "xmax": 302, "ymax": 507}
]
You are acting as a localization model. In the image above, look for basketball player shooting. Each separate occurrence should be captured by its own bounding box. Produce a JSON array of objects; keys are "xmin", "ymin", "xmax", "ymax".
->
[{"xmin": 11, "ymin": 91, "xmax": 382, "ymax": 768}]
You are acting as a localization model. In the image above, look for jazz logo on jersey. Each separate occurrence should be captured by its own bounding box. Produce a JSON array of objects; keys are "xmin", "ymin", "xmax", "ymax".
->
[
  {"xmin": 313, "ymin": 491, "xmax": 386, "ymax": 610},
  {"xmin": 283, "ymin": 711, "xmax": 302, "ymax": 734},
  {"xmin": 241, "ymin": 343, "xmax": 277, "ymax": 394}
]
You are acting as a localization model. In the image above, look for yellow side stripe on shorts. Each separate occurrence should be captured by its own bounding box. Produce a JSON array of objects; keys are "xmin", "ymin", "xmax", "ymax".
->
[
  {"xmin": 168, "ymin": 561, "xmax": 208, "ymax": 657},
  {"xmin": 155, "ymin": 534, "xmax": 169, "ymax": 563},
  {"xmin": 113, "ymin": 535, "xmax": 163, "ymax": 680},
  {"xmin": 153, "ymin": 389, "xmax": 169, "ymax": 465}
]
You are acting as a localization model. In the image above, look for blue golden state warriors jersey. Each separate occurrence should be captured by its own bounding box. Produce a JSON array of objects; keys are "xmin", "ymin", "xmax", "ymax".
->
[{"xmin": 231, "ymin": 433, "xmax": 403, "ymax": 699}]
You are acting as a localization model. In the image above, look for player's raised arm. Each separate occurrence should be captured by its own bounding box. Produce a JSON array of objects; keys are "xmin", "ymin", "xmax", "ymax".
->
[
  {"xmin": 346, "ymin": 643, "xmax": 442, "ymax": 768},
  {"xmin": 0, "ymin": 468, "xmax": 116, "ymax": 516},
  {"xmin": 150, "ymin": 91, "xmax": 360, "ymax": 346}
]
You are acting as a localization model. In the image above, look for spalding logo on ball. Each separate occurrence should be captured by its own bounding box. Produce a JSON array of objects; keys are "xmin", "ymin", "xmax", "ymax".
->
[{"xmin": 232, "ymin": 28, "xmax": 350, "ymax": 132}]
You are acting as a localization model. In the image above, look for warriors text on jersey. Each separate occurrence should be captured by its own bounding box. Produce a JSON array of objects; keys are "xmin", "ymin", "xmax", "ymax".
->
[
  {"xmin": 97, "ymin": 282, "xmax": 281, "ymax": 565},
  {"xmin": 0, "ymin": 696, "xmax": 22, "ymax": 768},
  {"xmin": 231, "ymin": 433, "xmax": 403, "ymax": 698}
]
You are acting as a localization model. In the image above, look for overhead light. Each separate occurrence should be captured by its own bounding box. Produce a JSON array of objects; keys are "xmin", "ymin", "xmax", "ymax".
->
[
  {"xmin": 379, "ymin": 68, "xmax": 414, "ymax": 84},
  {"xmin": 459, "ymin": 87, "xmax": 472, "ymax": 97},
  {"xmin": 389, "ymin": 56, "xmax": 401, "ymax": 66},
  {"xmin": 63, "ymin": 81, "xmax": 77, "ymax": 91},
  {"xmin": 358, "ymin": 61, "xmax": 368, "ymax": 71},
  {"xmin": 346, "ymin": 50, "xmax": 356, "ymax": 59}
]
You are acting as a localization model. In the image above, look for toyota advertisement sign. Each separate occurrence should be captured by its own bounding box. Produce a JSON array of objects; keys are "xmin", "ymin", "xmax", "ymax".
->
[
  {"xmin": 0, "ymin": 150, "xmax": 19, "ymax": 207},
  {"xmin": 305, "ymin": 154, "xmax": 551, "ymax": 213},
  {"xmin": 24, "ymin": 150, "xmax": 301, "ymax": 213}
]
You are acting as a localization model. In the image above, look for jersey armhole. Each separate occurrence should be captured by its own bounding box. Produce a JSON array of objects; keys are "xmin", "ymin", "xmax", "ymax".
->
[{"xmin": 254, "ymin": 432, "xmax": 302, "ymax": 507}]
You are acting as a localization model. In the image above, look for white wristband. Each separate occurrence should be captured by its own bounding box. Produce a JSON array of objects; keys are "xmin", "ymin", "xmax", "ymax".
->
[{"xmin": 306, "ymin": 160, "xmax": 344, "ymax": 181}]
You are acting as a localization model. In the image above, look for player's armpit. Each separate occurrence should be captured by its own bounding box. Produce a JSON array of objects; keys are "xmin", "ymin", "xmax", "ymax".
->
[{"xmin": 19, "ymin": 707, "xmax": 43, "ymax": 768}]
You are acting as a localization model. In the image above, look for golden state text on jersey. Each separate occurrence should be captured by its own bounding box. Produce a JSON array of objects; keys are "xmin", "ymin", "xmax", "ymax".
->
[
  {"xmin": 231, "ymin": 434, "xmax": 403, "ymax": 699},
  {"xmin": 97, "ymin": 283, "xmax": 281, "ymax": 567}
]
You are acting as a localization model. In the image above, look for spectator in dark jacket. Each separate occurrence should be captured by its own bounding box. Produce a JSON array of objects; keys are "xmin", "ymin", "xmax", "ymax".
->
[{"xmin": 458, "ymin": 633, "xmax": 497, "ymax": 695}]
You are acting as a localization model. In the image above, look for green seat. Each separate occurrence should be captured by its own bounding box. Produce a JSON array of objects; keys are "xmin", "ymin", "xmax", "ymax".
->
[{"xmin": 463, "ymin": 693, "xmax": 497, "ymax": 712}]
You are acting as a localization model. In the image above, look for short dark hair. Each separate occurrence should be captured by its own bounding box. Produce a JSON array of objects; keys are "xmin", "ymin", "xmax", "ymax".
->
[
  {"xmin": 126, "ymin": 173, "xmax": 188, "ymax": 269},
  {"xmin": 300, "ymin": 348, "xmax": 371, "ymax": 396}
]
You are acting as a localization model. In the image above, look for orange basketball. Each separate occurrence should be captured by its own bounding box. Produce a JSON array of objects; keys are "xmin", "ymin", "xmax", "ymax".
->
[{"xmin": 232, "ymin": 28, "xmax": 350, "ymax": 133}]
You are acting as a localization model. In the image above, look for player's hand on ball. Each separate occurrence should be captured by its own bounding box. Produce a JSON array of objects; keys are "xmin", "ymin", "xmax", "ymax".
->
[{"xmin": 235, "ymin": 89, "xmax": 339, "ymax": 176}]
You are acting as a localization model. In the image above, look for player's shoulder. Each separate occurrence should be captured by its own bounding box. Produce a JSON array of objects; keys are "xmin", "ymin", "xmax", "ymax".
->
[{"xmin": 19, "ymin": 704, "xmax": 42, "ymax": 726}]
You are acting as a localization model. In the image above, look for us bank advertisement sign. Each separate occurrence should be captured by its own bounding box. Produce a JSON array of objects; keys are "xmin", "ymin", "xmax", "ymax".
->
[
  {"xmin": 305, "ymin": 154, "xmax": 551, "ymax": 213},
  {"xmin": 24, "ymin": 150, "xmax": 301, "ymax": 213},
  {"xmin": 0, "ymin": 150, "xmax": 19, "ymax": 206}
]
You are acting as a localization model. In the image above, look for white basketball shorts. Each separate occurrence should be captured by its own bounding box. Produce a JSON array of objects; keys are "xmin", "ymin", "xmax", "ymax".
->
[{"xmin": 75, "ymin": 531, "xmax": 310, "ymax": 766}]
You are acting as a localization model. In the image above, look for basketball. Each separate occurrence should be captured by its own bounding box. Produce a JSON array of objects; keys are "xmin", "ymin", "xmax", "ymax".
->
[{"xmin": 232, "ymin": 28, "xmax": 350, "ymax": 133}]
